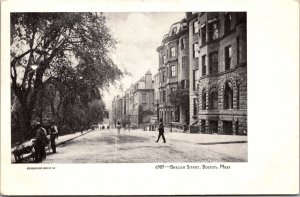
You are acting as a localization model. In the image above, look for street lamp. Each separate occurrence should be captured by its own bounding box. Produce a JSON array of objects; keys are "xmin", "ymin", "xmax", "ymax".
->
[{"xmin": 31, "ymin": 64, "xmax": 38, "ymax": 70}]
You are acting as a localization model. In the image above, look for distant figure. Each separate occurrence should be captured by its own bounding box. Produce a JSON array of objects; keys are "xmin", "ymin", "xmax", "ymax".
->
[
  {"xmin": 34, "ymin": 123, "xmax": 48, "ymax": 162},
  {"xmin": 124, "ymin": 121, "xmax": 131, "ymax": 132},
  {"xmin": 117, "ymin": 120, "xmax": 121, "ymax": 134},
  {"xmin": 156, "ymin": 118, "xmax": 166, "ymax": 143},
  {"xmin": 49, "ymin": 120, "xmax": 58, "ymax": 153}
]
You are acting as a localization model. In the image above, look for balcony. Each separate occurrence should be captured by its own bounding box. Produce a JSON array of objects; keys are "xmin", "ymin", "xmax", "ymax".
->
[{"xmin": 167, "ymin": 77, "xmax": 178, "ymax": 84}]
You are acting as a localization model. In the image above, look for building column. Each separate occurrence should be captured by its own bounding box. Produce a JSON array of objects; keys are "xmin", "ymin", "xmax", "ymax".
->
[
  {"xmin": 218, "ymin": 120, "xmax": 223, "ymax": 134},
  {"xmin": 232, "ymin": 120, "xmax": 236, "ymax": 135},
  {"xmin": 205, "ymin": 120, "xmax": 210, "ymax": 134}
]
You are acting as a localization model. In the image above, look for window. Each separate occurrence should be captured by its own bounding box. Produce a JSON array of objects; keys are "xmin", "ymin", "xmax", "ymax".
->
[
  {"xmin": 225, "ymin": 45, "xmax": 232, "ymax": 70},
  {"xmin": 193, "ymin": 20, "xmax": 199, "ymax": 34},
  {"xmin": 170, "ymin": 47, "xmax": 176, "ymax": 57},
  {"xmin": 170, "ymin": 87, "xmax": 176, "ymax": 92},
  {"xmin": 209, "ymin": 120, "xmax": 218, "ymax": 134},
  {"xmin": 224, "ymin": 12, "xmax": 232, "ymax": 34},
  {"xmin": 170, "ymin": 65, "xmax": 176, "ymax": 77},
  {"xmin": 162, "ymin": 71, "xmax": 166, "ymax": 82},
  {"xmin": 201, "ymin": 23, "xmax": 206, "ymax": 45},
  {"xmin": 163, "ymin": 55, "xmax": 167, "ymax": 64},
  {"xmin": 202, "ymin": 89, "xmax": 206, "ymax": 110},
  {"xmin": 162, "ymin": 91, "xmax": 166, "ymax": 102},
  {"xmin": 209, "ymin": 51, "xmax": 218, "ymax": 74},
  {"xmin": 223, "ymin": 121, "xmax": 233, "ymax": 134},
  {"xmin": 142, "ymin": 103, "xmax": 147, "ymax": 110},
  {"xmin": 202, "ymin": 55, "xmax": 206, "ymax": 76},
  {"xmin": 172, "ymin": 27, "xmax": 177, "ymax": 35},
  {"xmin": 209, "ymin": 88, "xmax": 218, "ymax": 110},
  {"xmin": 224, "ymin": 82, "xmax": 233, "ymax": 109},
  {"xmin": 193, "ymin": 70, "xmax": 198, "ymax": 91},
  {"xmin": 142, "ymin": 93, "xmax": 147, "ymax": 102},
  {"xmin": 208, "ymin": 18, "xmax": 218, "ymax": 41},
  {"xmin": 201, "ymin": 120, "xmax": 206, "ymax": 133},
  {"xmin": 182, "ymin": 56, "xmax": 188, "ymax": 70},
  {"xmin": 181, "ymin": 80, "xmax": 185, "ymax": 89},
  {"xmin": 181, "ymin": 37, "xmax": 186, "ymax": 50},
  {"xmin": 193, "ymin": 98, "xmax": 198, "ymax": 115},
  {"xmin": 193, "ymin": 43, "xmax": 199, "ymax": 58}
]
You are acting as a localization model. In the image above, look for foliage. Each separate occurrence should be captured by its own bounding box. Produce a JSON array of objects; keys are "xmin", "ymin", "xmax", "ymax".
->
[
  {"xmin": 10, "ymin": 12, "xmax": 123, "ymax": 141},
  {"xmin": 87, "ymin": 99, "xmax": 108, "ymax": 125},
  {"xmin": 169, "ymin": 89, "xmax": 189, "ymax": 108}
]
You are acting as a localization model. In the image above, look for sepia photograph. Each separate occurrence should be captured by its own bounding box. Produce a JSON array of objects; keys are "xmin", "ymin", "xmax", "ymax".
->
[
  {"xmin": 10, "ymin": 12, "xmax": 247, "ymax": 163},
  {"xmin": 1, "ymin": 0, "xmax": 298, "ymax": 195}
]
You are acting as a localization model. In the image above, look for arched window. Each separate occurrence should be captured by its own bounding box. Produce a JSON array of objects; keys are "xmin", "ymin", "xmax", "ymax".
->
[
  {"xmin": 224, "ymin": 81, "xmax": 233, "ymax": 109},
  {"xmin": 209, "ymin": 88, "xmax": 218, "ymax": 110},
  {"xmin": 202, "ymin": 89, "xmax": 206, "ymax": 110}
]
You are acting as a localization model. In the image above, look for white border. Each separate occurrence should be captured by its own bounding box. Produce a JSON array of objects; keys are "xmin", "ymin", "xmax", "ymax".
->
[{"xmin": 1, "ymin": 0, "xmax": 299, "ymax": 195}]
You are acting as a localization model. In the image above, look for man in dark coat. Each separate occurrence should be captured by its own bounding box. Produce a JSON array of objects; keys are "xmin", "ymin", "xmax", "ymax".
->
[
  {"xmin": 49, "ymin": 120, "xmax": 59, "ymax": 153},
  {"xmin": 156, "ymin": 118, "xmax": 166, "ymax": 143},
  {"xmin": 34, "ymin": 123, "xmax": 48, "ymax": 162}
]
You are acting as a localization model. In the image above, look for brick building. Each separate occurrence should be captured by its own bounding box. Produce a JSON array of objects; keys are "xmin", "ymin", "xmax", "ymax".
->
[
  {"xmin": 155, "ymin": 12, "xmax": 247, "ymax": 135},
  {"xmin": 111, "ymin": 12, "xmax": 247, "ymax": 135},
  {"xmin": 131, "ymin": 71, "xmax": 155, "ymax": 126},
  {"xmin": 156, "ymin": 19, "xmax": 190, "ymax": 127},
  {"xmin": 197, "ymin": 12, "xmax": 247, "ymax": 134},
  {"xmin": 111, "ymin": 71, "xmax": 155, "ymax": 128}
]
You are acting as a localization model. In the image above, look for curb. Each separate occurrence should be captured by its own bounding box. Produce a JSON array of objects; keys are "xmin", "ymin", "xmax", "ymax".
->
[{"xmin": 56, "ymin": 130, "xmax": 91, "ymax": 147}]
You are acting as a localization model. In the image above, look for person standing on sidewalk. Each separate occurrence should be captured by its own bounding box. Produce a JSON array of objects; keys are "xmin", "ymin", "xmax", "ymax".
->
[
  {"xmin": 117, "ymin": 120, "xmax": 121, "ymax": 134},
  {"xmin": 156, "ymin": 118, "xmax": 166, "ymax": 143},
  {"xmin": 49, "ymin": 120, "xmax": 59, "ymax": 153},
  {"xmin": 34, "ymin": 123, "xmax": 48, "ymax": 162}
]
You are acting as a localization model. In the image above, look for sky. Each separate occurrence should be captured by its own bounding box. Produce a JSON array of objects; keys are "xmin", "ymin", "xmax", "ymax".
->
[{"xmin": 102, "ymin": 12, "xmax": 185, "ymax": 110}]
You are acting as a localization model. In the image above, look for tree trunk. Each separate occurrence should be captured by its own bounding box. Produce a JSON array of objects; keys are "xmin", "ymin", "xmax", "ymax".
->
[
  {"xmin": 16, "ymin": 87, "xmax": 40, "ymax": 141},
  {"xmin": 19, "ymin": 98, "xmax": 33, "ymax": 141}
]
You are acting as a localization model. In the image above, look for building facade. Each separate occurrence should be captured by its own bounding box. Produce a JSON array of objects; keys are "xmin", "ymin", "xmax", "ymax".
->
[
  {"xmin": 111, "ymin": 71, "xmax": 155, "ymax": 128},
  {"xmin": 111, "ymin": 12, "xmax": 247, "ymax": 135},
  {"xmin": 156, "ymin": 19, "xmax": 190, "ymax": 127},
  {"xmin": 155, "ymin": 12, "xmax": 247, "ymax": 135},
  {"xmin": 197, "ymin": 12, "xmax": 247, "ymax": 135}
]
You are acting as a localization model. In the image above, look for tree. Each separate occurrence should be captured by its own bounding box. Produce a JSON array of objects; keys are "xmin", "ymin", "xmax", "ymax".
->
[
  {"xmin": 11, "ymin": 13, "xmax": 123, "ymax": 141},
  {"xmin": 86, "ymin": 99, "xmax": 108, "ymax": 125},
  {"xmin": 169, "ymin": 89, "xmax": 189, "ymax": 122}
]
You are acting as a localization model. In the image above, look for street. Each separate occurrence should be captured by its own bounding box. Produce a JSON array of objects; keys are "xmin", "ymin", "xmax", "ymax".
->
[{"xmin": 43, "ymin": 128, "xmax": 247, "ymax": 163}]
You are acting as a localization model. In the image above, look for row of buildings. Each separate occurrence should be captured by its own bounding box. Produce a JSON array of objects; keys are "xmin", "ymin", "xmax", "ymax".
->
[{"xmin": 110, "ymin": 12, "xmax": 247, "ymax": 135}]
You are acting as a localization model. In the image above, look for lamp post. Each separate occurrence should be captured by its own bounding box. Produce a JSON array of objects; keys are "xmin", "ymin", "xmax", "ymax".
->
[{"xmin": 31, "ymin": 64, "xmax": 38, "ymax": 71}]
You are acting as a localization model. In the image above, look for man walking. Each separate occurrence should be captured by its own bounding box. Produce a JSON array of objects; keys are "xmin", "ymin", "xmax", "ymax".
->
[
  {"xmin": 156, "ymin": 118, "xmax": 166, "ymax": 143},
  {"xmin": 117, "ymin": 120, "xmax": 121, "ymax": 134}
]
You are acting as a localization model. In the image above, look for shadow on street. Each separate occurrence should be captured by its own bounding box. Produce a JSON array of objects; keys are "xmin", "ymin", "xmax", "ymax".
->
[{"xmin": 197, "ymin": 141, "xmax": 247, "ymax": 145}]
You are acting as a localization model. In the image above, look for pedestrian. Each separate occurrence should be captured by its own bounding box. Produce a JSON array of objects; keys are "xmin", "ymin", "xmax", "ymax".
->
[
  {"xmin": 156, "ymin": 118, "xmax": 166, "ymax": 143},
  {"xmin": 117, "ymin": 120, "xmax": 121, "ymax": 134},
  {"xmin": 34, "ymin": 123, "xmax": 48, "ymax": 163},
  {"xmin": 124, "ymin": 120, "xmax": 131, "ymax": 132},
  {"xmin": 49, "ymin": 120, "xmax": 59, "ymax": 153}
]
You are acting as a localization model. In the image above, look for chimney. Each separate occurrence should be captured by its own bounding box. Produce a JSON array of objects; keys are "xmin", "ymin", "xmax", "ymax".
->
[{"xmin": 145, "ymin": 70, "xmax": 152, "ymax": 89}]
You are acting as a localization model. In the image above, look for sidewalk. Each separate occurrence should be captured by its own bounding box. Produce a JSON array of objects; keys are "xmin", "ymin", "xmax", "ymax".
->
[
  {"xmin": 11, "ymin": 129, "xmax": 91, "ymax": 163},
  {"xmin": 116, "ymin": 128, "xmax": 248, "ymax": 145},
  {"xmin": 55, "ymin": 129, "xmax": 90, "ymax": 146}
]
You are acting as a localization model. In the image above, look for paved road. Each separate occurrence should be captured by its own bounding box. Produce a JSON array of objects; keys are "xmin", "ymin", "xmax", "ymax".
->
[{"xmin": 43, "ymin": 128, "xmax": 247, "ymax": 163}]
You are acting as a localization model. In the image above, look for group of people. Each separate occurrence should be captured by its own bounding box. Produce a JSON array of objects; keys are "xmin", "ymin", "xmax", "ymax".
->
[
  {"xmin": 116, "ymin": 118, "xmax": 166, "ymax": 143},
  {"xmin": 34, "ymin": 120, "xmax": 59, "ymax": 163},
  {"xmin": 116, "ymin": 120, "xmax": 130, "ymax": 134}
]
